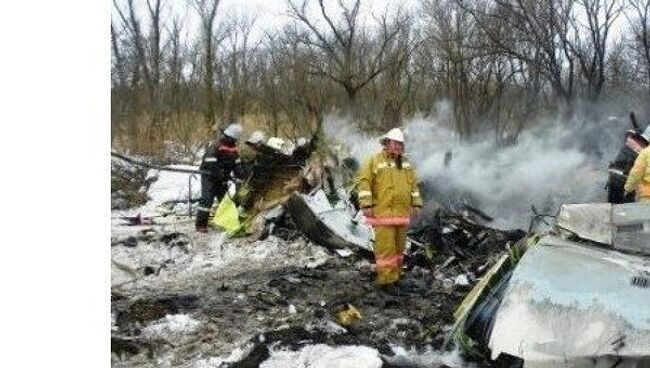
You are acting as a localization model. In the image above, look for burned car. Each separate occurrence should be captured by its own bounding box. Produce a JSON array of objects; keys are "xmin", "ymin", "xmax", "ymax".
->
[{"xmin": 453, "ymin": 203, "xmax": 650, "ymax": 367}]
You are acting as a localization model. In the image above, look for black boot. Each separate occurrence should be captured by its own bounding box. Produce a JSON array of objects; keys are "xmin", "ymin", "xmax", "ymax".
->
[{"xmin": 195, "ymin": 210, "xmax": 210, "ymax": 232}]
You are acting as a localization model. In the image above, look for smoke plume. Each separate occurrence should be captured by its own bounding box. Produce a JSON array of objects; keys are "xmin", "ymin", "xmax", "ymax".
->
[{"xmin": 324, "ymin": 102, "xmax": 631, "ymax": 229}]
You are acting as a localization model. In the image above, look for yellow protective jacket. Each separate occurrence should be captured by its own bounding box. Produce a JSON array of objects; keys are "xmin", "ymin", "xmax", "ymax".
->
[
  {"xmin": 356, "ymin": 151, "xmax": 423, "ymax": 222},
  {"xmin": 625, "ymin": 146, "xmax": 650, "ymax": 199}
]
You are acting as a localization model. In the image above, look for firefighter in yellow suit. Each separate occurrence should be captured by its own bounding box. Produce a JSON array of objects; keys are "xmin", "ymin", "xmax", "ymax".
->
[
  {"xmin": 624, "ymin": 146, "xmax": 650, "ymax": 203},
  {"xmin": 357, "ymin": 128, "xmax": 423, "ymax": 288}
]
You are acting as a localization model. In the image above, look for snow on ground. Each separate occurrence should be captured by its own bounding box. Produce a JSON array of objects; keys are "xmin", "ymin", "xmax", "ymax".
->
[
  {"xmin": 260, "ymin": 344, "xmax": 383, "ymax": 368},
  {"xmin": 112, "ymin": 163, "xmax": 476, "ymax": 367},
  {"xmin": 384, "ymin": 346, "xmax": 476, "ymax": 368},
  {"xmin": 113, "ymin": 166, "xmax": 202, "ymax": 224},
  {"xmin": 112, "ymin": 231, "xmax": 332, "ymax": 293},
  {"xmin": 141, "ymin": 314, "xmax": 201, "ymax": 342},
  {"xmin": 112, "ymin": 235, "xmax": 191, "ymax": 286},
  {"xmin": 257, "ymin": 342, "xmax": 472, "ymax": 368},
  {"xmin": 112, "ymin": 165, "xmax": 242, "ymax": 231},
  {"xmin": 111, "ymin": 162, "xmax": 331, "ymax": 291},
  {"xmin": 145, "ymin": 166, "xmax": 201, "ymax": 203},
  {"xmin": 190, "ymin": 345, "xmax": 253, "ymax": 368}
]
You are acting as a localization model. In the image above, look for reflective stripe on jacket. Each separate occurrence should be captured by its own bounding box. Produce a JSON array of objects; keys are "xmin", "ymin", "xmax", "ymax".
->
[
  {"xmin": 364, "ymin": 216, "xmax": 411, "ymax": 227},
  {"xmin": 375, "ymin": 253, "xmax": 404, "ymax": 268},
  {"xmin": 200, "ymin": 139, "xmax": 243, "ymax": 180}
]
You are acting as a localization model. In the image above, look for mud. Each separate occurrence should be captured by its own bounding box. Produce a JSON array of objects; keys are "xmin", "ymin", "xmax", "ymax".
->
[
  {"xmin": 110, "ymin": 150, "xmax": 516, "ymax": 367},
  {"xmin": 111, "ymin": 225, "xmax": 504, "ymax": 367}
]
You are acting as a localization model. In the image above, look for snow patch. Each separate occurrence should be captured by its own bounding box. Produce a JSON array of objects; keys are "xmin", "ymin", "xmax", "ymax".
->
[
  {"xmin": 334, "ymin": 249, "xmax": 354, "ymax": 257},
  {"xmin": 141, "ymin": 314, "xmax": 200, "ymax": 341},
  {"xmin": 191, "ymin": 345, "xmax": 253, "ymax": 368},
  {"xmin": 454, "ymin": 274, "xmax": 470, "ymax": 286},
  {"xmin": 306, "ymin": 320, "xmax": 348, "ymax": 335},
  {"xmin": 113, "ymin": 234, "xmax": 331, "ymax": 291},
  {"xmin": 113, "ymin": 165, "xmax": 201, "ymax": 221},
  {"xmin": 260, "ymin": 344, "xmax": 382, "ymax": 368},
  {"xmin": 111, "ymin": 235, "xmax": 191, "ymax": 286},
  {"xmin": 384, "ymin": 345, "xmax": 474, "ymax": 368},
  {"xmin": 146, "ymin": 166, "xmax": 201, "ymax": 205},
  {"xmin": 306, "ymin": 255, "xmax": 329, "ymax": 268}
]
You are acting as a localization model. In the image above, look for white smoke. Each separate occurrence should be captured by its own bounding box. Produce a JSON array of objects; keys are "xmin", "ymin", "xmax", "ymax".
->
[
  {"xmin": 323, "ymin": 115, "xmax": 380, "ymax": 161},
  {"xmin": 324, "ymin": 104, "xmax": 624, "ymax": 230}
]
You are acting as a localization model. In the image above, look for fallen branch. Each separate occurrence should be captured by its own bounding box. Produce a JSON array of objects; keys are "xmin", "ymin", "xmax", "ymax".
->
[{"xmin": 111, "ymin": 151, "xmax": 207, "ymax": 175}]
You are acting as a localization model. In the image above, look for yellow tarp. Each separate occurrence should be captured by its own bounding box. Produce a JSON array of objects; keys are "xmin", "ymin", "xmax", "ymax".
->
[{"xmin": 210, "ymin": 195, "xmax": 242, "ymax": 236}]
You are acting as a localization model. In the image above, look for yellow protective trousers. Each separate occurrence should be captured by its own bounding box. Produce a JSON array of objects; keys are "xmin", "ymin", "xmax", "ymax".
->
[{"xmin": 373, "ymin": 225, "xmax": 408, "ymax": 285}]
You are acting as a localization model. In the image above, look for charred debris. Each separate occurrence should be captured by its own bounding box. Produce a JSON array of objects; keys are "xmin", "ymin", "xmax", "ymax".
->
[{"xmin": 115, "ymin": 139, "xmax": 649, "ymax": 367}]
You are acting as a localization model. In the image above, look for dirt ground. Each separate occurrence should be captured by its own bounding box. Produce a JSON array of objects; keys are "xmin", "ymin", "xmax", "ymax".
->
[{"xmin": 110, "ymin": 220, "xmax": 507, "ymax": 368}]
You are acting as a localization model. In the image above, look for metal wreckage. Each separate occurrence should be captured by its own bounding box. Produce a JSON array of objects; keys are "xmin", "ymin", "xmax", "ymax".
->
[
  {"xmin": 111, "ymin": 133, "xmax": 650, "ymax": 367},
  {"xmin": 237, "ymin": 135, "xmax": 650, "ymax": 366},
  {"xmin": 289, "ymin": 174, "xmax": 650, "ymax": 366}
]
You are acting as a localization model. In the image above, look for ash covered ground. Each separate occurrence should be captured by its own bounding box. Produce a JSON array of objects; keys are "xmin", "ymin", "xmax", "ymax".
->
[{"xmin": 111, "ymin": 157, "xmax": 524, "ymax": 368}]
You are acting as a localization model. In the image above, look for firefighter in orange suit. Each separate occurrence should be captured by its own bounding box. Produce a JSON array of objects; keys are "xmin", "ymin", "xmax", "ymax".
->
[{"xmin": 356, "ymin": 128, "xmax": 423, "ymax": 288}]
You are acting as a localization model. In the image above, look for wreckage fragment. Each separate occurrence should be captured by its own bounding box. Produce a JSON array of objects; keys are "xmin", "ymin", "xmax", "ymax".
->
[
  {"xmin": 287, "ymin": 190, "xmax": 373, "ymax": 252},
  {"xmin": 237, "ymin": 136, "xmax": 318, "ymax": 213},
  {"xmin": 454, "ymin": 202, "xmax": 650, "ymax": 367},
  {"xmin": 555, "ymin": 203, "xmax": 612, "ymax": 244},
  {"xmin": 334, "ymin": 304, "xmax": 363, "ymax": 327},
  {"xmin": 488, "ymin": 235, "xmax": 650, "ymax": 366},
  {"xmin": 556, "ymin": 203, "xmax": 650, "ymax": 254}
]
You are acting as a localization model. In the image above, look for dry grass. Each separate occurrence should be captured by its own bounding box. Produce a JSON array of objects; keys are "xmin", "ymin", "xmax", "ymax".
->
[
  {"xmin": 112, "ymin": 112, "xmax": 211, "ymax": 158},
  {"xmin": 112, "ymin": 111, "xmax": 320, "ymax": 159}
]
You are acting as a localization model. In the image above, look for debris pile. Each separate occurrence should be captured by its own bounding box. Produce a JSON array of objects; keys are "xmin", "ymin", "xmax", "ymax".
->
[
  {"xmin": 451, "ymin": 202, "xmax": 650, "ymax": 366},
  {"xmin": 237, "ymin": 136, "xmax": 318, "ymax": 215},
  {"xmin": 408, "ymin": 211, "xmax": 527, "ymax": 284},
  {"xmin": 111, "ymin": 146, "xmax": 533, "ymax": 368},
  {"xmin": 111, "ymin": 159, "xmax": 154, "ymax": 210}
]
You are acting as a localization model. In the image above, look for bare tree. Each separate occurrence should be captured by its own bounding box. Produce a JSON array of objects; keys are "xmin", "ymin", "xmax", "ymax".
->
[
  {"xmin": 287, "ymin": 0, "xmax": 407, "ymax": 117},
  {"xmin": 422, "ymin": 0, "xmax": 485, "ymax": 138},
  {"xmin": 628, "ymin": 0, "xmax": 650, "ymax": 102},
  {"xmin": 262, "ymin": 24, "xmax": 333, "ymax": 135},
  {"xmin": 111, "ymin": 22, "xmax": 128, "ymax": 89},
  {"xmin": 221, "ymin": 12, "xmax": 259, "ymax": 121},
  {"xmin": 113, "ymin": 0, "xmax": 165, "ymax": 134},
  {"xmin": 566, "ymin": 0, "xmax": 623, "ymax": 101},
  {"xmin": 109, "ymin": 0, "xmax": 650, "ymax": 152},
  {"xmin": 375, "ymin": 13, "xmax": 418, "ymax": 128},
  {"xmin": 191, "ymin": 0, "xmax": 222, "ymax": 127},
  {"xmin": 459, "ymin": 0, "xmax": 578, "ymax": 105},
  {"xmin": 166, "ymin": 15, "xmax": 185, "ymax": 119}
]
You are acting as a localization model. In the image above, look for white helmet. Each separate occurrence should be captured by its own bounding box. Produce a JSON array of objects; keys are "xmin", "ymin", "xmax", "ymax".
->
[
  {"xmin": 266, "ymin": 137, "xmax": 285, "ymax": 151},
  {"xmin": 296, "ymin": 137, "xmax": 308, "ymax": 147},
  {"xmin": 380, "ymin": 128, "xmax": 405, "ymax": 143},
  {"xmin": 642, "ymin": 125, "xmax": 650, "ymax": 142},
  {"xmin": 282, "ymin": 140, "xmax": 296, "ymax": 155},
  {"xmin": 247, "ymin": 130, "xmax": 266, "ymax": 145},
  {"xmin": 223, "ymin": 124, "xmax": 243, "ymax": 140}
]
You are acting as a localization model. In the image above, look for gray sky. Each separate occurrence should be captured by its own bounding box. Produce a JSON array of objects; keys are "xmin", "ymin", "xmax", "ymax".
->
[
  {"xmin": 112, "ymin": 0, "xmax": 628, "ymax": 57},
  {"xmin": 113, "ymin": 0, "xmax": 419, "ymax": 44}
]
